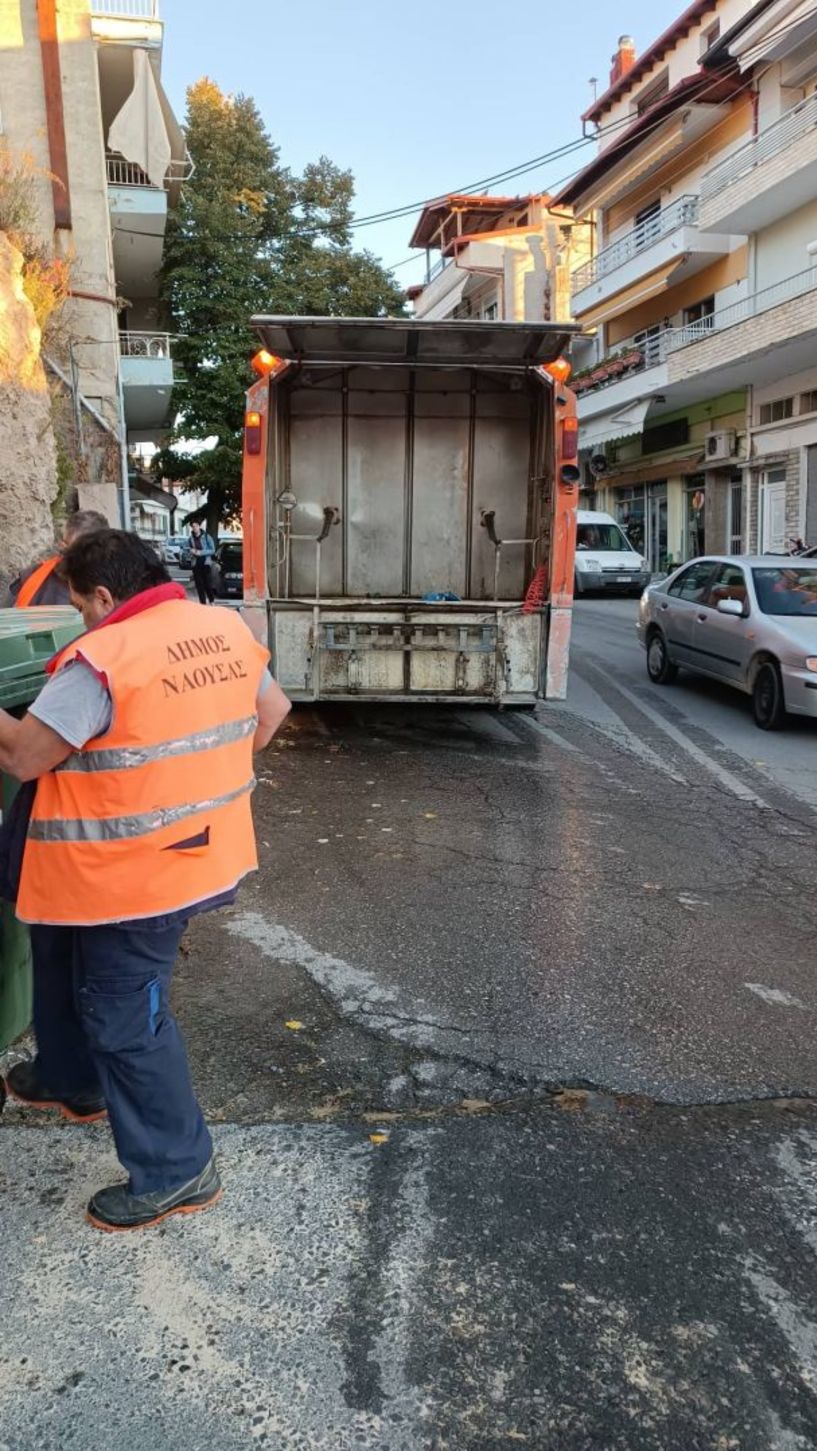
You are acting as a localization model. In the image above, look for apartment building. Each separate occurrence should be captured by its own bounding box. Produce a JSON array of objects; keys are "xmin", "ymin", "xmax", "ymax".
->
[
  {"xmin": 557, "ymin": 0, "xmax": 817, "ymax": 570},
  {"xmin": 0, "ymin": 0, "xmax": 187, "ymax": 524},
  {"xmin": 407, "ymin": 193, "xmax": 592, "ymax": 323}
]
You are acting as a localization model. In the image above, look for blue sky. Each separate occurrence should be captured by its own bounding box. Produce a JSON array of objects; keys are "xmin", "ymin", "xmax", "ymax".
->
[{"xmin": 160, "ymin": 0, "xmax": 684, "ymax": 289}]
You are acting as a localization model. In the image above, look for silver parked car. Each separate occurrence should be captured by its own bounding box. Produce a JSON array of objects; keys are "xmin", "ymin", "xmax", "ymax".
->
[{"xmin": 637, "ymin": 556, "xmax": 817, "ymax": 730}]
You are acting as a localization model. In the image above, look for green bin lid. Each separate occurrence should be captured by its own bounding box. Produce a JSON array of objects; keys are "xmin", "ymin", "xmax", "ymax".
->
[{"xmin": 0, "ymin": 606, "xmax": 84, "ymax": 709}]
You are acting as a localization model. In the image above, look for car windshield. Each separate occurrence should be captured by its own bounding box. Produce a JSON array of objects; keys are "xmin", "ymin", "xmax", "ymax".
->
[
  {"xmin": 577, "ymin": 524, "xmax": 632, "ymax": 552},
  {"xmin": 221, "ymin": 548, "xmax": 243, "ymax": 570},
  {"xmin": 752, "ymin": 566, "xmax": 817, "ymax": 616}
]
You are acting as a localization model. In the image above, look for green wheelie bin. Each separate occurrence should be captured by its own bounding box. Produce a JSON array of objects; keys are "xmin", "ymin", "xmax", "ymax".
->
[{"xmin": 0, "ymin": 607, "xmax": 83, "ymax": 1054}]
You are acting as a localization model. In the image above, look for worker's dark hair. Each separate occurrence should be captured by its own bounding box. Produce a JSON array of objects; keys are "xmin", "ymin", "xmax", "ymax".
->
[
  {"xmin": 64, "ymin": 509, "xmax": 109, "ymax": 542},
  {"xmin": 60, "ymin": 530, "xmax": 170, "ymax": 601}
]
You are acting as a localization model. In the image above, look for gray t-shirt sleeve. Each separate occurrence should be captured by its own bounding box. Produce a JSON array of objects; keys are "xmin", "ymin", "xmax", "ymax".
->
[
  {"xmin": 30, "ymin": 660, "xmax": 274, "ymax": 751},
  {"xmin": 28, "ymin": 659, "xmax": 113, "ymax": 749}
]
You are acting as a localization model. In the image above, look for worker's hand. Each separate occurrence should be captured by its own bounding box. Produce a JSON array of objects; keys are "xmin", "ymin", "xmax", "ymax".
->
[
  {"xmin": 0, "ymin": 713, "xmax": 74, "ymax": 782},
  {"xmin": 254, "ymin": 678, "xmax": 291, "ymax": 753}
]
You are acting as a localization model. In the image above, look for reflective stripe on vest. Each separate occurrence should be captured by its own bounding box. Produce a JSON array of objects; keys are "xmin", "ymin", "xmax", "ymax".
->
[
  {"xmin": 55, "ymin": 714, "xmax": 257, "ymax": 773},
  {"xmin": 28, "ymin": 777, "xmax": 255, "ymax": 843},
  {"xmin": 15, "ymin": 556, "xmax": 60, "ymax": 608}
]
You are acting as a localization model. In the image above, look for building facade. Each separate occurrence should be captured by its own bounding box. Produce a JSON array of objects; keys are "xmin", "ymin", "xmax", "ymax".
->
[
  {"xmin": 558, "ymin": 0, "xmax": 817, "ymax": 570},
  {"xmin": 0, "ymin": 0, "xmax": 187, "ymax": 523},
  {"xmin": 407, "ymin": 193, "xmax": 592, "ymax": 324}
]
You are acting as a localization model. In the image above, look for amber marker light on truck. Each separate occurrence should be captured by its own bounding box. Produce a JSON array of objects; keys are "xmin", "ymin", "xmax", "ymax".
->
[
  {"xmin": 245, "ymin": 411, "xmax": 262, "ymax": 455},
  {"xmin": 251, "ymin": 349, "xmax": 282, "ymax": 378},
  {"xmin": 544, "ymin": 357, "xmax": 572, "ymax": 385}
]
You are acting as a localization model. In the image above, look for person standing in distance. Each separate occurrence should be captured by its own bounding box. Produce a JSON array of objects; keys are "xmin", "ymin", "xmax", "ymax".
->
[
  {"xmin": 7, "ymin": 509, "xmax": 109, "ymax": 608},
  {"xmin": 189, "ymin": 520, "xmax": 216, "ymax": 605},
  {"xmin": 0, "ymin": 531, "xmax": 291, "ymax": 1231}
]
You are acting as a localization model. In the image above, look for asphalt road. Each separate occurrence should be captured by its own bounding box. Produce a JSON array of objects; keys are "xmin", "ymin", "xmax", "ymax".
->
[
  {"xmin": 568, "ymin": 596, "xmax": 817, "ymax": 811},
  {"xmin": 2, "ymin": 601, "xmax": 817, "ymax": 1448}
]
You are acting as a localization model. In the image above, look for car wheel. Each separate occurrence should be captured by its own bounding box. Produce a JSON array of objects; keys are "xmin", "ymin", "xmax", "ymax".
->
[
  {"xmin": 573, "ymin": 573, "xmax": 584, "ymax": 597},
  {"xmin": 646, "ymin": 630, "xmax": 678, "ymax": 685},
  {"xmin": 752, "ymin": 660, "xmax": 786, "ymax": 731}
]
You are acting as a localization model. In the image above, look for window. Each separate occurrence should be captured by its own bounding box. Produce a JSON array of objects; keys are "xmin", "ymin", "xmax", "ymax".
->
[
  {"xmin": 635, "ymin": 71, "xmax": 669, "ymax": 116},
  {"xmin": 753, "ymin": 565, "xmax": 817, "ymax": 616},
  {"xmin": 684, "ymin": 296, "xmax": 715, "ymax": 330},
  {"xmin": 641, "ymin": 418, "xmax": 690, "ymax": 455},
  {"xmin": 703, "ymin": 562, "xmax": 748, "ymax": 612},
  {"xmin": 759, "ymin": 397, "xmax": 795, "ymax": 425},
  {"xmin": 634, "ymin": 199, "xmax": 661, "ymax": 249},
  {"xmin": 482, "ymin": 300, "xmax": 499, "ymax": 321},
  {"xmin": 700, "ymin": 20, "xmax": 720, "ymax": 56},
  {"xmin": 576, "ymin": 523, "xmax": 631, "ymax": 552},
  {"xmin": 668, "ymin": 560, "xmax": 717, "ymax": 600},
  {"xmin": 729, "ymin": 474, "xmax": 744, "ymax": 555},
  {"xmin": 800, "ymin": 391, "xmax": 817, "ymax": 415}
]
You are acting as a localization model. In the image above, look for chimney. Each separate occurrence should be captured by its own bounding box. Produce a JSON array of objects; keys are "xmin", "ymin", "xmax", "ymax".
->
[{"xmin": 610, "ymin": 35, "xmax": 637, "ymax": 87}]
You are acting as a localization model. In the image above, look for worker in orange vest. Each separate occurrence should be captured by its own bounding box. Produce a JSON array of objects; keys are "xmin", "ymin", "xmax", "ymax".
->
[
  {"xmin": 7, "ymin": 509, "xmax": 109, "ymax": 608},
  {"xmin": 0, "ymin": 530, "xmax": 291, "ymax": 1231}
]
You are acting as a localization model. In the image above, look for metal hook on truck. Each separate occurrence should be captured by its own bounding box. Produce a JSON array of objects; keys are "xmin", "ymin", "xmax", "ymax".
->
[{"xmin": 240, "ymin": 317, "xmax": 580, "ymax": 706}]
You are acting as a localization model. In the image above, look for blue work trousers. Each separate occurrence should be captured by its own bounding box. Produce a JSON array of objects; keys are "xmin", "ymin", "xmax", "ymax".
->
[{"xmin": 30, "ymin": 920, "xmax": 212, "ymax": 1196}]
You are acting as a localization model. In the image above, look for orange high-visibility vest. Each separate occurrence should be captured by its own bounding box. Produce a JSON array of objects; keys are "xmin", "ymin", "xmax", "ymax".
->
[
  {"xmin": 15, "ymin": 556, "xmax": 61, "ymax": 608},
  {"xmin": 17, "ymin": 598, "xmax": 270, "ymax": 927}
]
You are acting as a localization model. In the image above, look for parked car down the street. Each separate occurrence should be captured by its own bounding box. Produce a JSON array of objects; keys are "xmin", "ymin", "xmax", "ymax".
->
[
  {"xmin": 162, "ymin": 535, "xmax": 187, "ymax": 565},
  {"xmin": 213, "ymin": 541, "xmax": 243, "ymax": 599},
  {"xmin": 574, "ymin": 510, "xmax": 651, "ymax": 598},
  {"xmin": 637, "ymin": 556, "xmax": 817, "ymax": 730}
]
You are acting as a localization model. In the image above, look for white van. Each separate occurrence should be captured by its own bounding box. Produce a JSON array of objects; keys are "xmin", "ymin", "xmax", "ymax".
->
[{"xmin": 574, "ymin": 510, "xmax": 651, "ymax": 598}]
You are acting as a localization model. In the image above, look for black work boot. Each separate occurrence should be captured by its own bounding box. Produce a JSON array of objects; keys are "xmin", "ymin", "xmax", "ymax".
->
[
  {"xmin": 4, "ymin": 1061, "xmax": 107, "ymax": 1124},
  {"xmin": 87, "ymin": 1158, "xmax": 222, "ymax": 1233}
]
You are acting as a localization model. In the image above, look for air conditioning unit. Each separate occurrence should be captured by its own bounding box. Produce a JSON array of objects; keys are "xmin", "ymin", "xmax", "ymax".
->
[{"xmin": 704, "ymin": 429, "xmax": 738, "ymax": 463}]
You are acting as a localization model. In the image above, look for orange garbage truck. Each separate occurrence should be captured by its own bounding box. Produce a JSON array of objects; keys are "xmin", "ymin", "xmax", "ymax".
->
[{"xmin": 240, "ymin": 317, "xmax": 580, "ymax": 705}]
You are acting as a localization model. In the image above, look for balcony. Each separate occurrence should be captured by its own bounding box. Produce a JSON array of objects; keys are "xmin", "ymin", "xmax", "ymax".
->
[
  {"xmin": 571, "ymin": 195, "xmax": 736, "ymax": 321},
  {"xmin": 700, "ymin": 94, "xmax": 817, "ymax": 234},
  {"xmin": 107, "ymin": 156, "xmax": 192, "ymax": 298},
  {"xmin": 119, "ymin": 332, "xmax": 174, "ymax": 438},
  {"xmin": 664, "ymin": 265, "xmax": 817, "ymax": 395},
  {"xmin": 92, "ymin": 0, "xmax": 159, "ymax": 13},
  {"xmin": 412, "ymin": 240, "xmax": 500, "ymax": 320},
  {"xmin": 575, "ymin": 331, "xmax": 670, "ymax": 448},
  {"xmin": 91, "ymin": 0, "xmax": 162, "ymax": 43}
]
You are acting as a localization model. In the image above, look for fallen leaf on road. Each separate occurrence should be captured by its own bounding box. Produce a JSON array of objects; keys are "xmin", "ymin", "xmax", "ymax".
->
[
  {"xmin": 285, "ymin": 1020, "xmax": 304, "ymax": 1031},
  {"xmin": 424, "ymin": 811, "xmax": 438, "ymax": 819},
  {"xmin": 553, "ymin": 1089, "xmax": 589, "ymax": 1112},
  {"xmin": 368, "ymin": 1132, "xmax": 390, "ymax": 1146}
]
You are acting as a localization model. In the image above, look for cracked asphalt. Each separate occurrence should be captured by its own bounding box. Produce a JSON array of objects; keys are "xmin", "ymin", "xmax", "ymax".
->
[{"xmin": 2, "ymin": 598, "xmax": 817, "ymax": 1448}]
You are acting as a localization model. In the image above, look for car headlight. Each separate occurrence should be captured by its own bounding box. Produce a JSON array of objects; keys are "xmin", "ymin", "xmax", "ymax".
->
[
  {"xmin": 578, "ymin": 557, "xmax": 600, "ymax": 570},
  {"xmin": 806, "ymin": 658, "xmax": 817, "ymax": 673}
]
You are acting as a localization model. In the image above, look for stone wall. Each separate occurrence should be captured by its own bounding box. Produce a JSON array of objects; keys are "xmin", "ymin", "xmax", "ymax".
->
[{"xmin": 0, "ymin": 232, "xmax": 59, "ymax": 594}]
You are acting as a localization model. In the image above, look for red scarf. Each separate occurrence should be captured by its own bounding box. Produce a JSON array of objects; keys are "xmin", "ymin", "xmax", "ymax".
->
[{"xmin": 47, "ymin": 582, "xmax": 187, "ymax": 675}]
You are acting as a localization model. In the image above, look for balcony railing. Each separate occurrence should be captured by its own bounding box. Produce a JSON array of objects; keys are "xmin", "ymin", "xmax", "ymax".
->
[
  {"xmin": 574, "ymin": 331, "xmax": 669, "ymax": 396},
  {"xmin": 572, "ymin": 195, "xmax": 700, "ymax": 293},
  {"xmin": 107, "ymin": 154, "xmax": 194, "ymax": 189},
  {"xmin": 702, "ymin": 93, "xmax": 817, "ymax": 204},
  {"xmin": 120, "ymin": 331, "xmax": 173, "ymax": 359},
  {"xmin": 427, "ymin": 254, "xmax": 452, "ymax": 283},
  {"xmin": 92, "ymin": 1, "xmax": 160, "ymax": 16},
  {"xmin": 664, "ymin": 264, "xmax": 817, "ymax": 353}
]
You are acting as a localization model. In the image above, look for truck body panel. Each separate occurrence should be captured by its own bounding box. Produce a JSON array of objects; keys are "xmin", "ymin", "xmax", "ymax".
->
[{"xmin": 242, "ymin": 318, "xmax": 579, "ymax": 705}]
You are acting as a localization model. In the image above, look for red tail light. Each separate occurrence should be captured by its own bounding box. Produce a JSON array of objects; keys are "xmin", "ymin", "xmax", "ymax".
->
[
  {"xmin": 245, "ymin": 410, "xmax": 262, "ymax": 456},
  {"xmin": 561, "ymin": 415, "xmax": 579, "ymax": 461}
]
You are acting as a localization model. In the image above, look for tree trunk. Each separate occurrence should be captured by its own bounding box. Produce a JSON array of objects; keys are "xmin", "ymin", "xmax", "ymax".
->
[{"xmin": 206, "ymin": 485, "xmax": 223, "ymax": 544}]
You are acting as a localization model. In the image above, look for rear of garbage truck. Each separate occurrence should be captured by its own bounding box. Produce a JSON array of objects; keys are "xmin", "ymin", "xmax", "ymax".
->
[{"xmin": 240, "ymin": 317, "xmax": 580, "ymax": 705}]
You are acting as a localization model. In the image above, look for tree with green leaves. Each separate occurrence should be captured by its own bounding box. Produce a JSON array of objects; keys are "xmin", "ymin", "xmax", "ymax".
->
[{"xmin": 156, "ymin": 80, "xmax": 405, "ymax": 534}]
